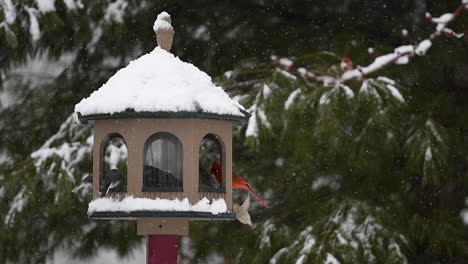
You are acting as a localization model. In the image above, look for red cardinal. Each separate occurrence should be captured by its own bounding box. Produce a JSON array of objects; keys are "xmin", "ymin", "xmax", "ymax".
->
[{"xmin": 210, "ymin": 161, "xmax": 269, "ymax": 208}]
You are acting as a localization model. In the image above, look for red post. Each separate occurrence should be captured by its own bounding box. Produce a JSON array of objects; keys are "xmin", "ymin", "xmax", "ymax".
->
[{"xmin": 147, "ymin": 235, "xmax": 179, "ymax": 264}]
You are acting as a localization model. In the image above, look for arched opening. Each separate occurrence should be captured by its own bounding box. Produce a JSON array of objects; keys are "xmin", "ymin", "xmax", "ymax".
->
[
  {"xmin": 143, "ymin": 132, "xmax": 183, "ymax": 192},
  {"xmin": 199, "ymin": 134, "xmax": 224, "ymax": 192},
  {"xmin": 100, "ymin": 133, "xmax": 128, "ymax": 195}
]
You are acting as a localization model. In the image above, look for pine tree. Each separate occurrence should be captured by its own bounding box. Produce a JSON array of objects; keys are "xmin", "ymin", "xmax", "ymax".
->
[{"xmin": 184, "ymin": 51, "xmax": 468, "ymax": 263}]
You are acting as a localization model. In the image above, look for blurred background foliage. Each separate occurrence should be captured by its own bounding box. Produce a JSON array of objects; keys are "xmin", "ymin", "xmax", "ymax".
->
[{"xmin": 0, "ymin": 0, "xmax": 467, "ymax": 263}]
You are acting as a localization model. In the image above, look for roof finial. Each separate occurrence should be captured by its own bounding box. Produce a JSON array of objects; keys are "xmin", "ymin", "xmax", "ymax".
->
[{"xmin": 153, "ymin": 11, "xmax": 174, "ymax": 51}]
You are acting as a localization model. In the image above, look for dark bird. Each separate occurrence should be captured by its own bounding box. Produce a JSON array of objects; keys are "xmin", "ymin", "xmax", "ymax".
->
[
  {"xmin": 199, "ymin": 167, "xmax": 220, "ymax": 188},
  {"xmin": 101, "ymin": 169, "xmax": 122, "ymax": 197},
  {"xmin": 72, "ymin": 174, "xmax": 93, "ymax": 193},
  {"xmin": 143, "ymin": 165, "xmax": 181, "ymax": 188}
]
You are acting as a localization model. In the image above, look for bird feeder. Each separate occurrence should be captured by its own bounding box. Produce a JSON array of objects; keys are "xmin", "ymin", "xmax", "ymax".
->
[{"xmin": 74, "ymin": 11, "xmax": 249, "ymax": 242}]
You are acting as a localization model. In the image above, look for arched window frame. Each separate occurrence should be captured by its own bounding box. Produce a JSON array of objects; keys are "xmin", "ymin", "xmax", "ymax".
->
[
  {"xmin": 198, "ymin": 133, "xmax": 226, "ymax": 193},
  {"xmin": 143, "ymin": 132, "xmax": 184, "ymax": 192},
  {"xmin": 99, "ymin": 133, "xmax": 128, "ymax": 193}
]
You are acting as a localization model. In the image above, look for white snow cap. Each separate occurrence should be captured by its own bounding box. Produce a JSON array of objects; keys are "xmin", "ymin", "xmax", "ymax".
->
[
  {"xmin": 153, "ymin": 20, "xmax": 172, "ymax": 31},
  {"xmin": 157, "ymin": 11, "xmax": 170, "ymax": 20},
  {"xmin": 75, "ymin": 47, "xmax": 246, "ymax": 119},
  {"xmin": 153, "ymin": 11, "xmax": 172, "ymax": 31}
]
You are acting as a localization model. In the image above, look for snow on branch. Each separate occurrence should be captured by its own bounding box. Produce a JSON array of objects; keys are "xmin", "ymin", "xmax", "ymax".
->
[
  {"xmin": 273, "ymin": 3, "xmax": 466, "ymax": 86},
  {"xmin": 441, "ymin": 28, "xmax": 466, "ymax": 39},
  {"xmin": 335, "ymin": 3, "xmax": 466, "ymax": 84}
]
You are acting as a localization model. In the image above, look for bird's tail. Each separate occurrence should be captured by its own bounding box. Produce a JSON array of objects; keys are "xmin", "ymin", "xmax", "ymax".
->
[
  {"xmin": 104, "ymin": 181, "xmax": 121, "ymax": 196},
  {"xmin": 246, "ymin": 184, "xmax": 269, "ymax": 208},
  {"xmin": 72, "ymin": 184, "xmax": 84, "ymax": 193},
  {"xmin": 101, "ymin": 183, "xmax": 111, "ymax": 197}
]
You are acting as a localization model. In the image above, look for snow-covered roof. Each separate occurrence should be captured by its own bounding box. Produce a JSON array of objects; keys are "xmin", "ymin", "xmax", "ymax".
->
[
  {"xmin": 75, "ymin": 47, "xmax": 248, "ymax": 123},
  {"xmin": 75, "ymin": 12, "xmax": 248, "ymax": 124}
]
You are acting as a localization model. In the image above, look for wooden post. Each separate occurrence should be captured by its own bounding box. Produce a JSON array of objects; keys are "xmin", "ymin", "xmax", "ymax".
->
[{"xmin": 147, "ymin": 235, "xmax": 178, "ymax": 264}]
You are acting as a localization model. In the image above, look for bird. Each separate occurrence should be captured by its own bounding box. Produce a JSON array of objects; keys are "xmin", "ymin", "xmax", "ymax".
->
[
  {"xmin": 71, "ymin": 174, "xmax": 93, "ymax": 192},
  {"xmin": 233, "ymin": 193, "xmax": 252, "ymax": 226},
  {"xmin": 101, "ymin": 169, "xmax": 122, "ymax": 197},
  {"xmin": 199, "ymin": 167, "xmax": 221, "ymax": 188},
  {"xmin": 210, "ymin": 161, "xmax": 269, "ymax": 208},
  {"xmin": 143, "ymin": 165, "xmax": 181, "ymax": 188}
]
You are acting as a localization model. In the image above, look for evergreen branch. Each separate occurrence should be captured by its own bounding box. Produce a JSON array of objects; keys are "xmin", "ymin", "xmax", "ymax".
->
[
  {"xmin": 334, "ymin": 3, "xmax": 466, "ymax": 84},
  {"xmin": 272, "ymin": 3, "xmax": 466, "ymax": 86},
  {"xmin": 223, "ymin": 79, "xmax": 266, "ymax": 92}
]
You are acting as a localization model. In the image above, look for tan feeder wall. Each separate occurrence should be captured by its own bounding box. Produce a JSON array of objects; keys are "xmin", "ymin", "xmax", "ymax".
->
[{"xmin": 92, "ymin": 118, "xmax": 233, "ymax": 212}]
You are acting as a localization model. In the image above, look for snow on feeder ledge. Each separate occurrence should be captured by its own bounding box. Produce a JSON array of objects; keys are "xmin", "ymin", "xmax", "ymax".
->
[{"xmin": 74, "ymin": 11, "xmax": 250, "ymax": 236}]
